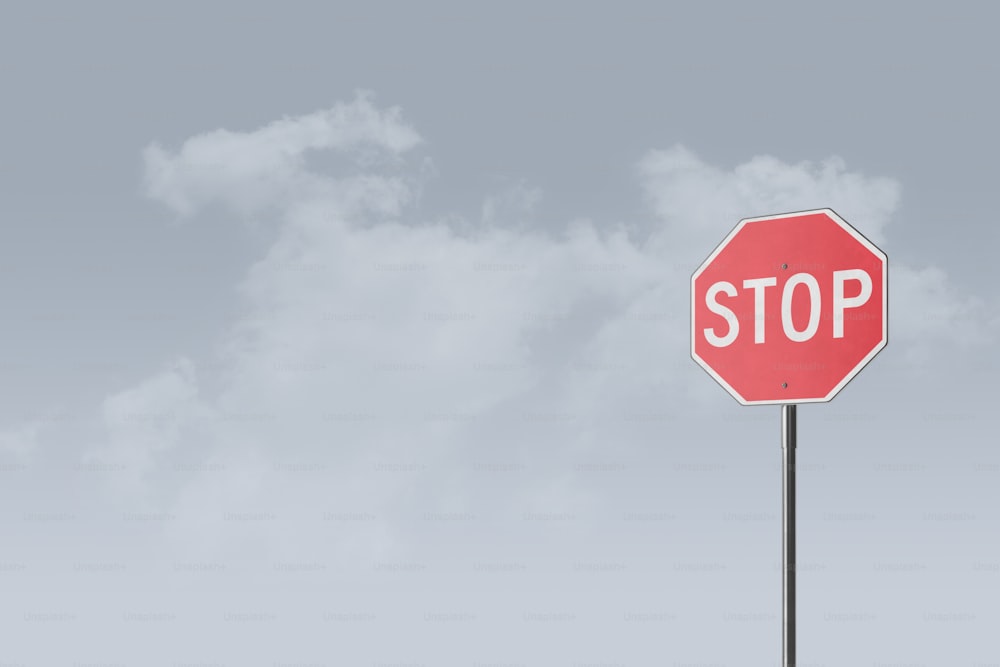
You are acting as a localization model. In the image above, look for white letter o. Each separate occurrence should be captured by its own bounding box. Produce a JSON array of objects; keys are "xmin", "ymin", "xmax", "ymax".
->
[{"xmin": 781, "ymin": 273, "xmax": 821, "ymax": 342}]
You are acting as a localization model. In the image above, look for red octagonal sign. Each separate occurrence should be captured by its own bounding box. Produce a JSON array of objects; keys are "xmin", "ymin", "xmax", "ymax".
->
[{"xmin": 691, "ymin": 208, "xmax": 887, "ymax": 405}]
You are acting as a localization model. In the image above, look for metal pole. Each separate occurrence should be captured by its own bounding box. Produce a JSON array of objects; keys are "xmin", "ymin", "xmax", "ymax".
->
[{"xmin": 782, "ymin": 404, "xmax": 796, "ymax": 667}]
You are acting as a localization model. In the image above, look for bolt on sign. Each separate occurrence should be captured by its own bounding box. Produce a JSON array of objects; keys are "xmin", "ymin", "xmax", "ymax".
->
[{"xmin": 691, "ymin": 208, "xmax": 888, "ymax": 405}]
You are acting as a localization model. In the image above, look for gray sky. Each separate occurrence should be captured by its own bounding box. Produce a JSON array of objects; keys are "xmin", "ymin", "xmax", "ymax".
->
[{"xmin": 1, "ymin": 3, "xmax": 998, "ymax": 666}]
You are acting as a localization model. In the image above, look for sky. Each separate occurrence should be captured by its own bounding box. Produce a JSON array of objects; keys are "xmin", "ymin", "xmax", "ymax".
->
[{"xmin": 1, "ymin": 3, "xmax": 999, "ymax": 667}]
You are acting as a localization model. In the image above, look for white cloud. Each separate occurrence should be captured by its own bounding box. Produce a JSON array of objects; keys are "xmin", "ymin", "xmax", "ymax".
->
[
  {"xmin": 87, "ymin": 357, "xmax": 211, "ymax": 492},
  {"xmin": 0, "ymin": 421, "xmax": 39, "ymax": 461},
  {"xmin": 93, "ymin": 97, "xmax": 997, "ymax": 565},
  {"xmin": 890, "ymin": 264, "xmax": 999, "ymax": 364},
  {"xmin": 481, "ymin": 180, "xmax": 543, "ymax": 226},
  {"xmin": 639, "ymin": 145, "xmax": 900, "ymax": 253},
  {"xmin": 142, "ymin": 91, "xmax": 422, "ymax": 217}
]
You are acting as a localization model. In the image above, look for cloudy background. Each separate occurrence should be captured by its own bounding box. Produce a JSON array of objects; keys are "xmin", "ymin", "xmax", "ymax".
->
[{"xmin": 2, "ymin": 4, "xmax": 999, "ymax": 667}]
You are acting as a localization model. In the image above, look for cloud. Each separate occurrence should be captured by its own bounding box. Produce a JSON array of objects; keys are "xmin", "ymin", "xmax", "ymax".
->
[
  {"xmin": 0, "ymin": 421, "xmax": 39, "ymax": 462},
  {"xmin": 481, "ymin": 180, "xmax": 543, "ymax": 226},
  {"xmin": 91, "ymin": 96, "xmax": 997, "ymax": 567},
  {"xmin": 142, "ymin": 91, "xmax": 422, "ymax": 217},
  {"xmin": 638, "ymin": 145, "xmax": 900, "ymax": 252},
  {"xmin": 890, "ymin": 264, "xmax": 1000, "ymax": 364},
  {"xmin": 87, "ymin": 357, "xmax": 211, "ymax": 492}
]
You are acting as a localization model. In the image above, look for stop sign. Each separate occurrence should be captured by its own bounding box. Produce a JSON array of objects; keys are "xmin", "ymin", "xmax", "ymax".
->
[{"xmin": 691, "ymin": 208, "xmax": 887, "ymax": 405}]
